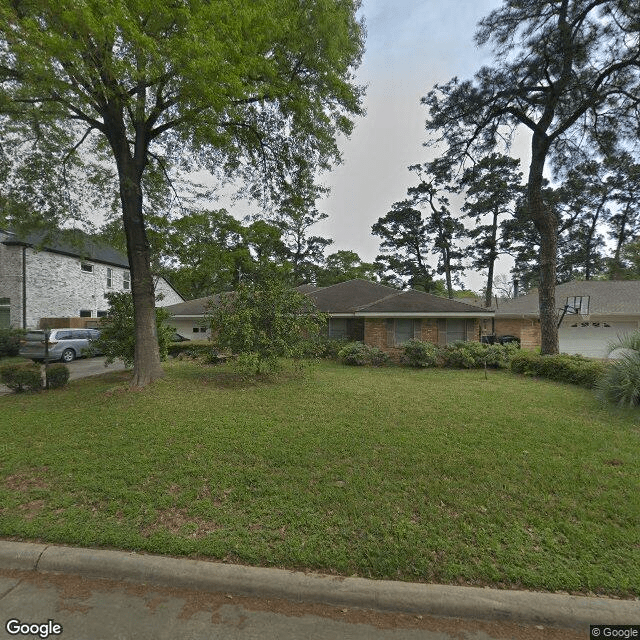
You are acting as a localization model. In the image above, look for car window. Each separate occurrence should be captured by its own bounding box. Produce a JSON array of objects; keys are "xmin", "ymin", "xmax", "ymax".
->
[
  {"xmin": 88, "ymin": 330, "xmax": 101, "ymax": 339},
  {"xmin": 25, "ymin": 331, "xmax": 44, "ymax": 341},
  {"xmin": 73, "ymin": 330, "xmax": 89, "ymax": 339},
  {"xmin": 55, "ymin": 331, "xmax": 73, "ymax": 340}
]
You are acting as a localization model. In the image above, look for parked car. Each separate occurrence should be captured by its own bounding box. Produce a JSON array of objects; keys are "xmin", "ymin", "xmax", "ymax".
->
[{"xmin": 19, "ymin": 328, "xmax": 102, "ymax": 363}]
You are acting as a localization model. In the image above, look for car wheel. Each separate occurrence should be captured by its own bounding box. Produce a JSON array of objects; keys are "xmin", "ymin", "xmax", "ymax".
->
[{"xmin": 61, "ymin": 348, "xmax": 76, "ymax": 363}]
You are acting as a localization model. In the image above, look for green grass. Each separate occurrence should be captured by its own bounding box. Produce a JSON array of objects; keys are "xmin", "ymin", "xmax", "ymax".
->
[{"xmin": 1, "ymin": 359, "xmax": 638, "ymax": 596}]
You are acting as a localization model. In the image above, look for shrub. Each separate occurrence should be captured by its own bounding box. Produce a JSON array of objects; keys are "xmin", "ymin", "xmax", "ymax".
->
[
  {"xmin": 0, "ymin": 328, "xmax": 25, "ymax": 358},
  {"xmin": 595, "ymin": 330, "xmax": 640, "ymax": 407},
  {"xmin": 402, "ymin": 339, "xmax": 440, "ymax": 368},
  {"xmin": 46, "ymin": 363, "xmax": 70, "ymax": 389},
  {"xmin": 168, "ymin": 341, "xmax": 218, "ymax": 359},
  {"xmin": 510, "ymin": 351, "xmax": 606, "ymax": 388},
  {"xmin": 0, "ymin": 363, "xmax": 42, "ymax": 392},
  {"xmin": 338, "ymin": 341, "xmax": 389, "ymax": 366},
  {"xmin": 308, "ymin": 336, "xmax": 351, "ymax": 360}
]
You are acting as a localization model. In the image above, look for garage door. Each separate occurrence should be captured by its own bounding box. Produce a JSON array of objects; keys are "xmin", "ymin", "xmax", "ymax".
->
[{"xmin": 559, "ymin": 321, "xmax": 637, "ymax": 358}]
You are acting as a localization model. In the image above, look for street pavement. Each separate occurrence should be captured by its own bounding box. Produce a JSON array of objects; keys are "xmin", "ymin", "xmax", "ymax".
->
[{"xmin": 1, "ymin": 543, "xmax": 638, "ymax": 640}]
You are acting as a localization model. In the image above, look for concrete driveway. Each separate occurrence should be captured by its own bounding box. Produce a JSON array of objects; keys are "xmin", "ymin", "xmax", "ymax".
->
[{"xmin": 0, "ymin": 356, "xmax": 128, "ymax": 395}]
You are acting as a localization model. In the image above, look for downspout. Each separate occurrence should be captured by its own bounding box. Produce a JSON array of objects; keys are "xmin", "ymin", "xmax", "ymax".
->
[{"xmin": 22, "ymin": 246, "xmax": 27, "ymax": 329}]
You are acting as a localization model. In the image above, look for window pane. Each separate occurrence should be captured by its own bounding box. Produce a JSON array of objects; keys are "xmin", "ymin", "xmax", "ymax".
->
[
  {"xmin": 328, "ymin": 318, "xmax": 348, "ymax": 339},
  {"xmin": 395, "ymin": 319, "xmax": 413, "ymax": 345},
  {"xmin": 0, "ymin": 307, "xmax": 9, "ymax": 329},
  {"xmin": 446, "ymin": 319, "xmax": 466, "ymax": 343}
]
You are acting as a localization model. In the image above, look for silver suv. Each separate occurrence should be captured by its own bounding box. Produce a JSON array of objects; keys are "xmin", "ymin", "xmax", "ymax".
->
[{"xmin": 19, "ymin": 328, "xmax": 102, "ymax": 363}]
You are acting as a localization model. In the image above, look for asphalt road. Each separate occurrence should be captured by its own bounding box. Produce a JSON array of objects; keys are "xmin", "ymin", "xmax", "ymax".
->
[
  {"xmin": 0, "ymin": 357, "xmax": 128, "ymax": 395},
  {"xmin": 0, "ymin": 569, "xmax": 584, "ymax": 640}
]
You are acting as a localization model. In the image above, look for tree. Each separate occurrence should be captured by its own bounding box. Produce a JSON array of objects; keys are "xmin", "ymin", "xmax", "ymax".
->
[
  {"xmin": 372, "ymin": 201, "xmax": 437, "ymax": 293},
  {"xmin": 93, "ymin": 292, "xmax": 174, "ymax": 368},
  {"xmin": 206, "ymin": 271, "xmax": 327, "ymax": 375},
  {"xmin": 0, "ymin": 0, "xmax": 364, "ymax": 386},
  {"xmin": 459, "ymin": 153, "xmax": 522, "ymax": 307},
  {"xmin": 316, "ymin": 250, "xmax": 378, "ymax": 286},
  {"xmin": 423, "ymin": 0, "xmax": 640, "ymax": 354}
]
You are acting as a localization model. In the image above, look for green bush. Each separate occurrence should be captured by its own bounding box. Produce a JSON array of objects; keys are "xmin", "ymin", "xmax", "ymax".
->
[
  {"xmin": 402, "ymin": 339, "xmax": 440, "ymax": 368},
  {"xmin": 168, "ymin": 341, "xmax": 217, "ymax": 358},
  {"xmin": 0, "ymin": 363, "xmax": 42, "ymax": 393},
  {"xmin": 595, "ymin": 331, "xmax": 640, "ymax": 407},
  {"xmin": 0, "ymin": 329, "xmax": 25, "ymax": 358},
  {"xmin": 46, "ymin": 363, "xmax": 70, "ymax": 389},
  {"xmin": 510, "ymin": 351, "xmax": 606, "ymax": 388},
  {"xmin": 308, "ymin": 336, "xmax": 351, "ymax": 360},
  {"xmin": 338, "ymin": 342, "xmax": 389, "ymax": 367}
]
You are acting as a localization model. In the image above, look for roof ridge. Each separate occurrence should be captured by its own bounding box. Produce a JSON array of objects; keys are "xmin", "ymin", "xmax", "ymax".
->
[{"xmin": 354, "ymin": 290, "xmax": 404, "ymax": 311}]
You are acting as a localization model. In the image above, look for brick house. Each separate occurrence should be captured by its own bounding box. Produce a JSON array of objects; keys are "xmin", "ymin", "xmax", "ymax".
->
[
  {"xmin": 165, "ymin": 279, "xmax": 495, "ymax": 354},
  {"xmin": 0, "ymin": 228, "xmax": 183, "ymax": 329},
  {"xmin": 494, "ymin": 280, "xmax": 640, "ymax": 357}
]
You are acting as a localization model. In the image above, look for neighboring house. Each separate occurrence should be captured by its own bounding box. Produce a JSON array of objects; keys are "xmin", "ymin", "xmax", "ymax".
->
[
  {"xmin": 164, "ymin": 279, "xmax": 495, "ymax": 354},
  {"xmin": 494, "ymin": 280, "xmax": 640, "ymax": 357},
  {"xmin": 0, "ymin": 228, "xmax": 184, "ymax": 329}
]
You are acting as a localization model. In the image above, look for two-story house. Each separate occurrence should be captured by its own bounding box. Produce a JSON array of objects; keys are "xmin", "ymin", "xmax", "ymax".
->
[{"xmin": 0, "ymin": 228, "xmax": 183, "ymax": 329}]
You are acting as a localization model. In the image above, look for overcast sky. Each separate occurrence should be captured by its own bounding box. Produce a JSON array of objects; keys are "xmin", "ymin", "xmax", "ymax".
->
[{"xmin": 311, "ymin": 0, "xmax": 527, "ymax": 291}]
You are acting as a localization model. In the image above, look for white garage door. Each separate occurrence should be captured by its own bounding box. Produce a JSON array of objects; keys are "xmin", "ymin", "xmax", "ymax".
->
[{"xmin": 559, "ymin": 321, "xmax": 637, "ymax": 358}]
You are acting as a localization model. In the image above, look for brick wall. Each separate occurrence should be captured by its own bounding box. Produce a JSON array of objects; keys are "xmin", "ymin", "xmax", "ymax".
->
[
  {"xmin": 494, "ymin": 318, "xmax": 541, "ymax": 349},
  {"xmin": 0, "ymin": 236, "xmax": 23, "ymax": 328}
]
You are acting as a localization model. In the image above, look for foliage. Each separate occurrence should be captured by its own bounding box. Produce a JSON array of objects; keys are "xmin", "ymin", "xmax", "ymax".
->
[
  {"xmin": 316, "ymin": 251, "xmax": 379, "ymax": 287},
  {"xmin": 206, "ymin": 276, "xmax": 327, "ymax": 375},
  {"xmin": 595, "ymin": 331, "xmax": 640, "ymax": 407},
  {"xmin": 167, "ymin": 341, "xmax": 218, "ymax": 359},
  {"xmin": 338, "ymin": 342, "xmax": 390, "ymax": 367},
  {"xmin": 305, "ymin": 336, "xmax": 351, "ymax": 360},
  {"xmin": 93, "ymin": 293, "xmax": 174, "ymax": 368},
  {"xmin": 0, "ymin": 0, "xmax": 365, "ymax": 386},
  {"xmin": 0, "ymin": 329, "xmax": 25, "ymax": 358},
  {"xmin": 402, "ymin": 339, "xmax": 440, "ymax": 368},
  {"xmin": 423, "ymin": 0, "xmax": 640, "ymax": 354},
  {"xmin": 510, "ymin": 351, "xmax": 606, "ymax": 389},
  {"xmin": 0, "ymin": 363, "xmax": 42, "ymax": 393},
  {"xmin": 46, "ymin": 364, "xmax": 70, "ymax": 390}
]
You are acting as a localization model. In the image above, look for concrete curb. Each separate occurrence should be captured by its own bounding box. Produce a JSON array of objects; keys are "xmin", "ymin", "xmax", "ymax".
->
[{"xmin": 1, "ymin": 541, "xmax": 638, "ymax": 630}]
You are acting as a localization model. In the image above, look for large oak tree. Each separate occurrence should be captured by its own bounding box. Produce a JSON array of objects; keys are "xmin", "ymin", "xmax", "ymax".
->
[
  {"xmin": 423, "ymin": 0, "xmax": 640, "ymax": 354},
  {"xmin": 0, "ymin": 0, "xmax": 364, "ymax": 386}
]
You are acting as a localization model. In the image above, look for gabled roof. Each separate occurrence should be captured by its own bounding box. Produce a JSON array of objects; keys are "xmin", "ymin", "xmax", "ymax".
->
[
  {"xmin": 1, "ymin": 227, "xmax": 129, "ymax": 268},
  {"xmin": 495, "ymin": 280, "xmax": 640, "ymax": 317},
  {"xmin": 306, "ymin": 279, "xmax": 492, "ymax": 316},
  {"xmin": 165, "ymin": 294, "xmax": 222, "ymax": 317}
]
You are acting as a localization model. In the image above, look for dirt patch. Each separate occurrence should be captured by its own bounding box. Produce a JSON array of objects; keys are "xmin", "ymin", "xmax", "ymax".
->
[
  {"xmin": 18, "ymin": 499, "xmax": 45, "ymax": 520},
  {"xmin": 142, "ymin": 507, "xmax": 221, "ymax": 539},
  {"xmin": 4, "ymin": 467, "xmax": 50, "ymax": 491}
]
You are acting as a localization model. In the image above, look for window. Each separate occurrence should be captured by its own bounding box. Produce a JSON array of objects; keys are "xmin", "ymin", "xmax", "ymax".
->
[
  {"xmin": 123, "ymin": 271, "xmax": 130, "ymax": 290},
  {"xmin": 79, "ymin": 310, "xmax": 92, "ymax": 318},
  {"xmin": 328, "ymin": 318, "xmax": 348, "ymax": 339},
  {"xmin": 0, "ymin": 297, "xmax": 9, "ymax": 329},
  {"xmin": 80, "ymin": 263, "xmax": 94, "ymax": 273},
  {"xmin": 192, "ymin": 327, "xmax": 207, "ymax": 333},
  {"xmin": 437, "ymin": 319, "xmax": 475, "ymax": 345},
  {"xmin": 97, "ymin": 310, "xmax": 109, "ymax": 318},
  {"xmin": 385, "ymin": 319, "xmax": 421, "ymax": 346},
  {"xmin": 106, "ymin": 268, "xmax": 113, "ymax": 288}
]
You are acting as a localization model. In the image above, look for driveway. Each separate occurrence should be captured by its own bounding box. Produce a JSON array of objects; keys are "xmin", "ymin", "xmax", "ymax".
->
[{"xmin": 0, "ymin": 357, "xmax": 128, "ymax": 395}]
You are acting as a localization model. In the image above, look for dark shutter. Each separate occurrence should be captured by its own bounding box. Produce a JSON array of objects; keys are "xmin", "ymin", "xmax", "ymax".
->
[
  {"xmin": 413, "ymin": 319, "xmax": 422, "ymax": 340},
  {"xmin": 437, "ymin": 319, "xmax": 447, "ymax": 345},
  {"xmin": 385, "ymin": 319, "xmax": 395, "ymax": 347}
]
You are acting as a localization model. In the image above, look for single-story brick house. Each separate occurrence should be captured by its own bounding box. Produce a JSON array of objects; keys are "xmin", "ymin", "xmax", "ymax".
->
[
  {"xmin": 0, "ymin": 228, "xmax": 183, "ymax": 329},
  {"xmin": 494, "ymin": 280, "xmax": 640, "ymax": 357},
  {"xmin": 165, "ymin": 279, "xmax": 495, "ymax": 355}
]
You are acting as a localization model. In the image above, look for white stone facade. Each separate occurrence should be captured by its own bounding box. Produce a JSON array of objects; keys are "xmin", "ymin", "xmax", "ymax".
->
[{"xmin": 0, "ymin": 230, "xmax": 183, "ymax": 329}]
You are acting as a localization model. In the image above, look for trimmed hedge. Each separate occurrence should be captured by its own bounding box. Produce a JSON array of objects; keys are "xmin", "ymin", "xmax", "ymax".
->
[
  {"xmin": 338, "ymin": 342, "xmax": 390, "ymax": 366},
  {"xmin": 168, "ymin": 341, "xmax": 217, "ymax": 358},
  {"xmin": 0, "ymin": 363, "xmax": 42, "ymax": 393},
  {"xmin": 510, "ymin": 351, "xmax": 606, "ymax": 388},
  {"xmin": 402, "ymin": 339, "xmax": 439, "ymax": 368},
  {"xmin": 46, "ymin": 363, "xmax": 70, "ymax": 389},
  {"xmin": 402, "ymin": 340, "xmax": 516, "ymax": 369},
  {"xmin": 0, "ymin": 329, "xmax": 25, "ymax": 358}
]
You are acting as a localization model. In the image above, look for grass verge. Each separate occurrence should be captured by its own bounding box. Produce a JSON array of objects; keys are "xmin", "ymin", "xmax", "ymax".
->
[{"xmin": 0, "ymin": 359, "xmax": 638, "ymax": 596}]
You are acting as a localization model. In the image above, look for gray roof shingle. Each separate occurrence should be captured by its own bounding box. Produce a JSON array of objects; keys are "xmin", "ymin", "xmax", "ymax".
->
[{"xmin": 495, "ymin": 280, "xmax": 640, "ymax": 317}]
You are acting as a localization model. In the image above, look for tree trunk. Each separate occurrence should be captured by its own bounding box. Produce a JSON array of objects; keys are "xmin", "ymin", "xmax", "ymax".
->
[
  {"xmin": 528, "ymin": 139, "xmax": 559, "ymax": 355},
  {"xmin": 117, "ymin": 162, "xmax": 164, "ymax": 387},
  {"xmin": 485, "ymin": 209, "xmax": 498, "ymax": 308}
]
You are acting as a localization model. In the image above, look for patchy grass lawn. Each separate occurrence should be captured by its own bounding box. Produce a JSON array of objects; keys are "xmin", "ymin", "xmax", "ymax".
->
[{"xmin": 0, "ymin": 359, "xmax": 638, "ymax": 596}]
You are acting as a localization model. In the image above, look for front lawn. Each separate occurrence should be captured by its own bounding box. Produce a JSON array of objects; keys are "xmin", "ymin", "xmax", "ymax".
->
[{"xmin": 0, "ymin": 360, "xmax": 638, "ymax": 596}]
